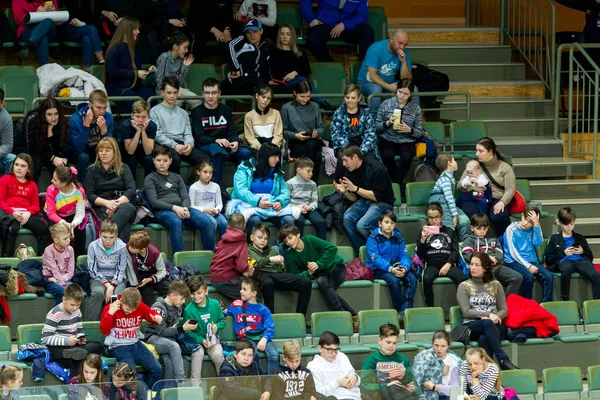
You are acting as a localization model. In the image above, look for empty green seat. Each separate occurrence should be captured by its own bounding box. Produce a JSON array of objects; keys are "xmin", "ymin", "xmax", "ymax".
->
[
  {"xmin": 317, "ymin": 184, "xmax": 335, "ymax": 201},
  {"xmin": 584, "ymin": 299, "xmax": 600, "ymax": 335},
  {"xmin": 337, "ymin": 246, "xmax": 355, "ymax": 264},
  {"xmin": 185, "ymin": 64, "xmax": 219, "ymax": 95},
  {"xmin": 404, "ymin": 307, "xmax": 446, "ymax": 346},
  {"xmin": 588, "ymin": 364, "xmax": 600, "ymax": 397},
  {"xmin": 500, "ymin": 369, "xmax": 538, "ymax": 400},
  {"xmin": 1, "ymin": 72, "xmax": 38, "ymax": 113},
  {"xmin": 450, "ymin": 121, "xmax": 487, "ymax": 154},
  {"xmin": 350, "ymin": 60, "xmax": 362, "ymax": 84},
  {"xmin": 542, "ymin": 366, "xmax": 584, "ymax": 399},
  {"xmin": 541, "ymin": 301, "xmax": 596, "ymax": 342},
  {"xmin": 17, "ymin": 324, "xmax": 44, "ymax": 347},
  {"xmin": 173, "ymin": 251, "xmax": 214, "ymax": 275},
  {"xmin": 310, "ymin": 62, "xmax": 347, "ymax": 106},
  {"xmin": 368, "ymin": 6, "xmax": 388, "ymax": 42},
  {"xmin": 422, "ymin": 122, "xmax": 446, "ymax": 149},
  {"xmin": 405, "ymin": 182, "xmax": 434, "ymax": 215}
]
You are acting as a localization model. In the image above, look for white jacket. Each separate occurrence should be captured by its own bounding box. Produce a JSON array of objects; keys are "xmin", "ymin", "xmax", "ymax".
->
[{"xmin": 307, "ymin": 353, "xmax": 362, "ymax": 400}]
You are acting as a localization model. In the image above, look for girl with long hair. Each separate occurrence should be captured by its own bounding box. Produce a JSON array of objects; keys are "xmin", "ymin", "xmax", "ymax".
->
[
  {"xmin": 241, "ymin": 85, "xmax": 283, "ymax": 151},
  {"xmin": 459, "ymin": 347, "xmax": 505, "ymax": 400},
  {"xmin": 155, "ymin": 32, "xmax": 197, "ymax": 107},
  {"xmin": 189, "ymin": 161, "xmax": 228, "ymax": 237},
  {"xmin": 68, "ymin": 354, "xmax": 108, "ymax": 400},
  {"xmin": 413, "ymin": 330, "xmax": 461, "ymax": 399},
  {"xmin": 110, "ymin": 362, "xmax": 148, "ymax": 400},
  {"xmin": 0, "ymin": 365, "xmax": 23, "ymax": 400}
]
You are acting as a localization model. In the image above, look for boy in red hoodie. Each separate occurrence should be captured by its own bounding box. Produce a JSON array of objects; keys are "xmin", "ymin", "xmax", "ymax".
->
[
  {"xmin": 100, "ymin": 287, "xmax": 163, "ymax": 389},
  {"xmin": 209, "ymin": 212, "xmax": 250, "ymax": 300}
]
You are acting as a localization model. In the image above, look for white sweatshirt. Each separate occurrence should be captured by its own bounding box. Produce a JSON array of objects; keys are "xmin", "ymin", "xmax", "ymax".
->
[
  {"xmin": 306, "ymin": 353, "xmax": 362, "ymax": 400},
  {"xmin": 239, "ymin": 0, "xmax": 277, "ymax": 26}
]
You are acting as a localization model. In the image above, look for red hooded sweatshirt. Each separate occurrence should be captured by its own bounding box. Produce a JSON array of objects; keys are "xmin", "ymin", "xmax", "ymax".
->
[
  {"xmin": 99, "ymin": 295, "xmax": 160, "ymax": 347},
  {"xmin": 209, "ymin": 227, "xmax": 249, "ymax": 282}
]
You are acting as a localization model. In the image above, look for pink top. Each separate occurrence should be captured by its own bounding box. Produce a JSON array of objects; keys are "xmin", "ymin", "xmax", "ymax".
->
[
  {"xmin": 0, "ymin": 174, "xmax": 40, "ymax": 215},
  {"xmin": 12, "ymin": 0, "xmax": 60, "ymax": 38},
  {"xmin": 42, "ymin": 243, "xmax": 75, "ymax": 285},
  {"xmin": 45, "ymin": 184, "xmax": 86, "ymax": 225}
]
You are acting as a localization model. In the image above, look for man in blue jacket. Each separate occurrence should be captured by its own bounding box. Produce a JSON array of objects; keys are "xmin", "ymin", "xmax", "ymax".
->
[
  {"xmin": 66, "ymin": 90, "xmax": 114, "ymax": 182},
  {"xmin": 300, "ymin": 0, "xmax": 374, "ymax": 62}
]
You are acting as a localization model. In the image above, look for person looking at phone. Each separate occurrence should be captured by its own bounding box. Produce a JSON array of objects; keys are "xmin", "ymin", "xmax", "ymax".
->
[
  {"xmin": 545, "ymin": 206, "xmax": 600, "ymax": 301},
  {"xmin": 127, "ymin": 231, "xmax": 170, "ymax": 307},
  {"xmin": 418, "ymin": 202, "xmax": 467, "ymax": 307},
  {"xmin": 42, "ymin": 283, "xmax": 105, "ymax": 379}
]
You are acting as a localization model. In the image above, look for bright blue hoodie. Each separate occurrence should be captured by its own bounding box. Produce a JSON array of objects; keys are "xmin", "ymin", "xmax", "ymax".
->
[
  {"xmin": 299, "ymin": 0, "xmax": 368, "ymax": 30},
  {"xmin": 365, "ymin": 227, "xmax": 411, "ymax": 273},
  {"xmin": 67, "ymin": 102, "xmax": 114, "ymax": 153},
  {"xmin": 502, "ymin": 222, "xmax": 543, "ymax": 267},
  {"xmin": 226, "ymin": 299, "xmax": 275, "ymax": 341}
]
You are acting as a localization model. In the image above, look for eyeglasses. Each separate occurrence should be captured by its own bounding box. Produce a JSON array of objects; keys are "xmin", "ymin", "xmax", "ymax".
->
[
  {"xmin": 427, "ymin": 215, "xmax": 441, "ymax": 220},
  {"xmin": 322, "ymin": 347, "xmax": 340, "ymax": 354},
  {"xmin": 202, "ymin": 91, "xmax": 219, "ymax": 97}
]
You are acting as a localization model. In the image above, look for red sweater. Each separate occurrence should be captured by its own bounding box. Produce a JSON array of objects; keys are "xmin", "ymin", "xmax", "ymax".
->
[
  {"xmin": 0, "ymin": 174, "xmax": 40, "ymax": 215},
  {"xmin": 209, "ymin": 228, "xmax": 249, "ymax": 282},
  {"xmin": 99, "ymin": 296, "xmax": 160, "ymax": 347},
  {"xmin": 12, "ymin": 0, "xmax": 60, "ymax": 38}
]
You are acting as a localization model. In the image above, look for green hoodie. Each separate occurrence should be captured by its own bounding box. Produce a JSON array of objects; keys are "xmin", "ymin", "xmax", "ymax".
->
[
  {"xmin": 183, "ymin": 297, "xmax": 225, "ymax": 344},
  {"xmin": 248, "ymin": 244, "xmax": 282, "ymax": 273},
  {"xmin": 361, "ymin": 351, "xmax": 414, "ymax": 393},
  {"xmin": 286, "ymin": 235, "xmax": 344, "ymax": 278}
]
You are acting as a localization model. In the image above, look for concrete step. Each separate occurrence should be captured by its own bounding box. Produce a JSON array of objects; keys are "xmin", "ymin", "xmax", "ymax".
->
[
  {"xmin": 484, "ymin": 118, "xmax": 556, "ymax": 137},
  {"xmin": 530, "ymin": 179, "xmax": 600, "ymax": 200},
  {"xmin": 430, "ymin": 63, "xmax": 526, "ymax": 81},
  {"xmin": 539, "ymin": 198, "xmax": 600, "ymax": 218},
  {"xmin": 449, "ymin": 80, "xmax": 546, "ymax": 99},
  {"xmin": 409, "ymin": 44, "xmax": 512, "ymax": 64},
  {"xmin": 568, "ymin": 218, "xmax": 600, "ymax": 237},
  {"xmin": 588, "ymin": 239, "xmax": 600, "ymax": 255},
  {"xmin": 511, "ymin": 157, "xmax": 594, "ymax": 179},
  {"xmin": 440, "ymin": 98, "xmax": 555, "ymax": 119},
  {"xmin": 407, "ymin": 28, "xmax": 500, "ymax": 44},
  {"xmin": 494, "ymin": 137, "xmax": 564, "ymax": 158}
]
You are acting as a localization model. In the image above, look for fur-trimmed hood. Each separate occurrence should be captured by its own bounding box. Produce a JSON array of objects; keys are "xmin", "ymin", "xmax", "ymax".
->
[{"xmin": 0, "ymin": 270, "xmax": 41, "ymax": 297}]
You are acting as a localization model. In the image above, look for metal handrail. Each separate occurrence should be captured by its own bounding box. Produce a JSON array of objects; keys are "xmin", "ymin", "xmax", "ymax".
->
[
  {"xmin": 32, "ymin": 96, "xmax": 143, "ymax": 117},
  {"xmin": 3, "ymin": 98, "xmax": 28, "ymax": 118},
  {"xmin": 147, "ymin": 95, "xmax": 256, "ymax": 116}
]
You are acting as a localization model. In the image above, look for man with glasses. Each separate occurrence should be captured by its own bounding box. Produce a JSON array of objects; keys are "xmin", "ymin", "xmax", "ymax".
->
[{"xmin": 191, "ymin": 78, "xmax": 253, "ymax": 184}]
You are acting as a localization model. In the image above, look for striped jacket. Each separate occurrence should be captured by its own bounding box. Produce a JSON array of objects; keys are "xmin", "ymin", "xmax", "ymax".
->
[
  {"xmin": 431, "ymin": 170, "xmax": 459, "ymax": 217},
  {"xmin": 41, "ymin": 304, "xmax": 84, "ymax": 347},
  {"xmin": 375, "ymin": 96, "xmax": 423, "ymax": 144}
]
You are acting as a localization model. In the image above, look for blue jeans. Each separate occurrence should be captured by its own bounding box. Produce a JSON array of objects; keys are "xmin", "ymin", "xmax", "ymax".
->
[
  {"xmin": 358, "ymin": 80, "xmax": 421, "ymax": 111},
  {"xmin": 197, "ymin": 144, "xmax": 253, "ymax": 185},
  {"xmin": 155, "ymin": 208, "xmax": 217, "ymax": 252},
  {"xmin": 112, "ymin": 341, "xmax": 162, "ymax": 389},
  {"xmin": 374, "ymin": 269, "xmax": 417, "ymax": 312},
  {"xmin": 246, "ymin": 214, "xmax": 295, "ymax": 242},
  {"xmin": 248, "ymin": 339, "xmax": 279, "ymax": 374},
  {"xmin": 295, "ymin": 209, "xmax": 326, "ymax": 240},
  {"xmin": 343, "ymin": 199, "xmax": 393, "ymax": 253},
  {"xmin": 0, "ymin": 154, "xmax": 16, "ymax": 174},
  {"xmin": 19, "ymin": 18, "xmax": 57, "ymax": 65},
  {"xmin": 507, "ymin": 261, "xmax": 553, "ymax": 302},
  {"xmin": 67, "ymin": 148, "xmax": 93, "ymax": 184},
  {"xmin": 43, "ymin": 279, "xmax": 71, "ymax": 305},
  {"xmin": 285, "ymin": 76, "xmax": 324, "ymax": 104},
  {"xmin": 65, "ymin": 24, "xmax": 102, "ymax": 67}
]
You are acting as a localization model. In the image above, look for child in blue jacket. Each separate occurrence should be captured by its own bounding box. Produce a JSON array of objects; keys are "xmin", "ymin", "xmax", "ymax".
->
[{"xmin": 366, "ymin": 210, "xmax": 417, "ymax": 315}]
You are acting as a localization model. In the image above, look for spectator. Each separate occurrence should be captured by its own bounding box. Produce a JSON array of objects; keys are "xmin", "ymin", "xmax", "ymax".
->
[
  {"xmin": 545, "ymin": 207, "xmax": 600, "ymax": 301},
  {"xmin": 418, "ymin": 202, "xmax": 467, "ymax": 307},
  {"xmin": 234, "ymin": 0, "xmax": 277, "ymax": 41},
  {"xmin": 184, "ymin": 276, "xmax": 226, "ymax": 379},
  {"xmin": 358, "ymin": 29, "xmax": 412, "ymax": 110},
  {"xmin": 366, "ymin": 210, "xmax": 417, "ymax": 315},
  {"xmin": 286, "ymin": 157, "xmax": 326, "ymax": 239},
  {"xmin": 461, "ymin": 213, "xmax": 523, "ymax": 297},
  {"xmin": 104, "ymin": 17, "xmax": 156, "ymax": 112},
  {"xmin": 87, "ymin": 220, "xmax": 129, "ymax": 321},
  {"xmin": 222, "ymin": 19, "xmax": 270, "ymax": 95},
  {"xmin": 151, "ymin": 76, "xmax": 209, "ymax": 174},
  {"xmin": 307, "ymin": 331, "xmax": 361, "ymax": 399},
  {"xmin": 67, "ymin": 90, "xmax": 114, "ymax": 184},
  {"xmin": 149, "ymin": 0, "xmax": 191, "ymax": 47},
  {"xmin": 334, "ymin": 144, "xmax": 395, "ymax": 253},
  {"xmin": 0, "ymin": 365, "xmax": 23, "ymax": 399},
  {"xmin": 331, "ymin": 84, "xmax": 380, "ymax": 180},
  {"xmin": 459, "ymin": 347, "xmax": 506, "ymax": 399},
  {"xmin": 249, "ymin": 224, "xmax": 312, "ymax": 317},
  {"xmin": 12, "ymin": 0, "xmax": 58, "ymax": 65},
  {"xmin": 281, "ymin": 81, "xmax": 325, "ymax": 183},
  {"xmin": 109, "ymin": 362, "xmax": 149, "ymax": 400},
  {"xmin": 44, "ymin": 165, "xmax": 87, "ymax": 258},
  {"xmin": 127, "ymin": 231, "xmax": 170, "ymax": 307},
  {"xmin": 41, "ymin": 284, "xmax": 104, "ymax": 378},
  {"xmin": 413, "ymin": 330, "xmax": 462, "ymax": 399},
  {"xmin": 24, "ymin": 97, "xmax": 68, "ymax": 183},
  {"xmin": 188, "ymin": 0, "xmax": 235, "ymax": 60},
  {"xmin": 191, "ymin": 78, "xmax": 252, "ymax": 184},
  {"xmin": 458, "ymin": 138, "xmax": 515, "ymax": 236},
  {"xmin": 300, "ymin": 0, "xmax": 374, "ymax": 62},
  {"xmin": 0, "ymin": 89, "xmax": 15, "ymax": 174},
  {"xmin": 144, "ymin": 145, "xmax": 218, "ymax": 252},
  {"xmin": 230, "ymin": 143, "xmax": 295, "ymax": 241},
  {"xmin": 241, "ymin": 84, "xmax": 283, "ymax": 151},
  {"xmin": 100, "ymin": 288, "xmax": 163, "ymax": 389},
  {"xmin": 85, "ymin": 137, "xmax": 137, "ymax": 242},
  {"xmin": 457, "ymin": 252, "xmax": 518, "ymax": 371},
  {"xmin": 189, "ymin": 161, "xmax": 228, "ymax": 237},
  {"xmin": 120, "ymin": 100, "xmax": 156, "ymax": 177},
  {"xmin": 457, "ymin": 159, "xmax": 493, "ymax": 215},
  {"xmin": 375, "ymin": 79, "xmax": 423, "ymax": 200},
  {"xmin": 0, "ymin": 153, "xmax": 51, "ymax": 257},
  {"xmin": 42, "ymin": 224, "xmax": 75, "ymax": 303},
  {"xmin": 61, "ymin": 0, "xmax": 105, "ymax": 72},
  {"xmin": 503, "ymin": 207, "xmax": 553, "ymax": 302},
  {"xmin": 272, "ymin": 340, "xmax": 321, "ymax": 399},
  {"xmin": 68, "ymin": 354, "xmax": 108, "ymax": 400}
]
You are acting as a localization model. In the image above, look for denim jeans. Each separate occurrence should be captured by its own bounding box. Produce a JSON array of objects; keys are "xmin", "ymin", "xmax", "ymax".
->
[
  {"xmin": 248, "ymin": 339, "xmax": 279, "ymax": 374},
  {"xmin": 295, "ymin": 210, "xmax": 326, "ymax": 240},
  {"xmin": 197, "ymin": 144, "xmax": 253, "ymax": 185},
  {"xmin": 343, "ymin": 199, "xmax": 393, "ymax": 253},
  {"xmin": 374, "ymin": 269, "xmax": 417, "ymax": 312},
  {"xmin": 43, "ymin": 279, "xmax": 71, "ymax": 305},
  {"xmin": 19, "ymin": 18, "xmax": 57, "ymax": 65},
  {"xmin": 155, "ymin": 208, "xmax": 217, "ymax": 252},
  {"xmin": 146, "ymin": 336, "xmax": 185, "ymax": 380},
  {"xmin": 65, "ymin": 24, "xmax": 102, "ymax": 67},
  {"xmin": 507, "ymin": 261, "xmax": 553, "ymax": 302},
  {"xmin": 67, "ymin": 149, "xmax": 93, "ymax": 184},
  {"xmin": 112, "ymin": 341, "xmax": 162, "ymax": 389},
  {"xmin": 246, "ymin": 214, "xmax": 295, "ymax": 242},
  {"xmin": 0, "ymin": 154, "xmax": 16, "ymax": 174}
]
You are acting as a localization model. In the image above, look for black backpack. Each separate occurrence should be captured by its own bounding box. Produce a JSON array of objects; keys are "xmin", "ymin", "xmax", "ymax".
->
[{"xmin": 411, "ymin": 64, "xmax": 450, "ymax": 108}]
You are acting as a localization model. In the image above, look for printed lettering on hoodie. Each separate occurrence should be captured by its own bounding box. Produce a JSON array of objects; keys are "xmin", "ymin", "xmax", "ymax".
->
[
  {"xmin": 278, "ymin": 370, "xmax": 310, "ymax": 398},
  {"xmin": 201, "ymin": 115, "xmax": 228, "ymax": 130}
]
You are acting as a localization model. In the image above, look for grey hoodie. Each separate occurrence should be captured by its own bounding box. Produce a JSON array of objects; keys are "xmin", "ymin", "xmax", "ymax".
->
[
  {"xmin": 460, "ymin": 235, "xmax": 504, "ymax": 264},
  {"xmin": 87, "ymin": 238, "xmax": 128, "ymax": 285},
  {"xmin": 144, "ymin": 297, "xmax": 184, "ymax": 340}
]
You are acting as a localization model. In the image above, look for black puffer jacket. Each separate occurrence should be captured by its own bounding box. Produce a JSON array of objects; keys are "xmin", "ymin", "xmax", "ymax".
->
[{"xmin": 216, "ymin": 355, "xmax": 271, "ymax": 400}]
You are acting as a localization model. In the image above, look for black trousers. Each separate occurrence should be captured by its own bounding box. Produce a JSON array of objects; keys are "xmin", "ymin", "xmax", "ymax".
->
[
  {"xmin": 379, "ymin": 139, "xmax": 416, "ymax": 195},
  {"xmin": 48, "ymin": 341, "xmax": 104, "ymax": 378},
  {"xmin": 3, "ymin": 214, "xmax": 51, "ymax": 257},
  {"xmin": 254, "ymin": 270, "xmax": 312, "ymax": 316},
  {"xmin": 306, "ymin": 23, "xmax": 374, "ymax": 62},
  {"xmin": 123, "ymin": 148, "xmax": 155, "ymax": 178},
  {"xmin": 137, "ymin": 272, "xmax": 171, "ymax": 307},
  {"xmin": 46, "ymin": 214, "xmax": 86, "ymax": 259},
  {"xmin": 315, "ymin": 263, "xmax": 355, "ymax": 315},
  {"xmin": 212, "ymin": 277, "xmax": 243, "ymax": 301},
  {"xmin": 169, "ymin": 148, "xmax": 210, "ymax": 177},
  {"xmin": 221, "ymin": 76, "xmax": 265, "ymax": 96},
  {"xmin": 558, "ymin": 259, "xmax": 600, "ymax": 299},
  {"xmin": 289, "ymin": 139, "xmax": 323, "ymax": 182},
  {"xmin": 94, "ymin": 203, "xmax": 136, "ymax": 243},
  {"xmin": 422, "ymin": 265, "xmax": 467, "ymax": 307},
  {"xmin": 465, "ymin": 319, "xmax": 508, "ymax": 362}
]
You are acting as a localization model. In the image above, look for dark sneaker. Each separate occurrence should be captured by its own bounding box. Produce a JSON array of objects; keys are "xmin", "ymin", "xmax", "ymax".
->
[
  {"xmin": 63, "ymin": 347, "xmax": 88, "ymax": 361},
  {"xmin": 499, "ymin": 359, "xmax": 519, "ymax": 370}
]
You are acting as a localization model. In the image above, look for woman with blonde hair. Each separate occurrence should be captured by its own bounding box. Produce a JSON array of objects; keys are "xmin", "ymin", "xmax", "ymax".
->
[
  {"xmin": 459, "ymin": 347, "xmax": 504, "ymax": 400},
  {"xmin": 85, "ymin": 137, "xmax": 136, "ymax": 241}
]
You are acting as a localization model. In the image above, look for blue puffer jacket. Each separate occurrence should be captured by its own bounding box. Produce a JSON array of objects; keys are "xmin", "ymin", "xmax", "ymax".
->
[
  {"xmin": 300, "ymin": 0, "xmax": 368, "ymax": 30},
  {"xmin": 232, "ymin": 159, "xmax": 290, "ymax": 208},
  {"xmin": 365, "ymin": 227, "xmax": 411, "ymax": 272},
  {"xmin": 330, "ymin": 103, "xmax": 380, "ymax": 160}
]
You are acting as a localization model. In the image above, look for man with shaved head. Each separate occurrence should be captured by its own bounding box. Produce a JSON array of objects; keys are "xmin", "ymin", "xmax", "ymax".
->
[{"xmin": 357, "ymin": 29, "xmax": 413, "ymax": 110}]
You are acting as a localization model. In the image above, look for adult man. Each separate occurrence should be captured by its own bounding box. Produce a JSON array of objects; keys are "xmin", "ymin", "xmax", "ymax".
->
[
  {"xmin": 334, "ymin": 144, "xmax": 395, "ymax": 253},
  {"xmin": 67, "ymin": 90, "xmax": 114, "ymax": 182},
  {"xmin": 300, "ymin": 0, "xmax": 374, "ymax": 62},
  {"xmin": 357, "ymin": 29, "xmax": 412, "ymax": 110},
  {"xmin": 222, "ymin": 19, "xmax": 270, "ymax": 95},
  {"xmin": 191, "ymin": 78, "xmax": 253, "ymax": 184},
  {"xmin": 0, "ymin": 89, "xmax": 16, "ymax": 174}
]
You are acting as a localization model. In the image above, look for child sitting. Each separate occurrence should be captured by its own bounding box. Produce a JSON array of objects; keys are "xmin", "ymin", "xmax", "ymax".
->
[
  {"xmin": 286, "ymin": 157, "xmax": 326, "ymax": 240},
  {"xmin": 144, "ymin": 281, "xmax": 197, "ymax": 381},
  {"xmin": 109, "ymin": 362, "xmax": 149, "ymax": 400},
  {"xmin": 209, "ymin": 212, "xmax": 250, "ymax": 300},
  {"xmin": 184, "ymin": 276, "xmax": 226, "ymax": 380},
  {"xmin": 100, "ymin": 288, "xmax": 163, "ymax": 389},
  {"xmin": 429, "ymin": 154, "xmax": 470, "ymax": 240},
  {"xmin": 0, "ymin": 365, "xmax": 23, "ymax": 399},
  {"xmin": 503, "ymin": 207, "xmax": 553, "ymax": 302},
  {"xmin": 545, "ymin": 207, "xmax": 600, "ymax": 301},
  {"xmin": 249, "ymin": 224, "xmax": 312, "ymax": 317},
  {"xmin": 360, "ymin": 324, "xmax": 416, "ymax": 399},
  {"xmin": 273, "ymin": 340, "xmax": 321, "ymax": 400},
  {"xmin": 458, "ymin": 159, "xmax": 492, "ymax": 214},
  {"xmin": 189, "ymin": 160, "xmax": 228, "ymax": 237},
  {"xmin": 127, "ymin": 231, "xmax": 170, "ymax": 307},
  {"xmin": 42, "ymin": 284, "xmax": 104, "ymax": 379},
  {"xmin": 225, "ymin": 277, "xmax": 279, "ymax": 374},
  {"xmin": 69, "ymin": 354, "xmax": 109, "ymax": 399},
  {"xmin": 42, "ymin": 223, "xmax": 75, "ymax": 304}
]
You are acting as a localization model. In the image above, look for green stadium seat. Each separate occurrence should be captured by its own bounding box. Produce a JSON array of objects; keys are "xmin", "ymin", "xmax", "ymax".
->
[
  {"xmin": 542, "ymin": 366, "xmax": 584, "ymax": 399},
  {"xmin": 350, "ymin": 61, "xmax": 362, "ymax": 84},
  {"xmin": 185, "ymin": 64, "xmax": 219, "ymax": 95},
  {"xmin": 403, "ymin": 307, "xmax": 464, "ymax": 349},
  {"xmin": 310, "ymin": 62, "xmax": 347, "ymax": 106},
  {"xmin": 0, "ymin": 258, "xmax": 21, "ymax": 268},
  {"xmin": 337, "ymin": 246, "xmax": 355, "ymax": 264},
  {"xmin": 588, "ymin": 365, "xmax": 600, "ymax": 397},
  {"xmin": 272, "ymin": 313, "xmax": 318, "ymax": 356},
  {"xmin": 173, "ymin": 251, "xmax": 214, "ymax": 275},
  {"xmin": 20, "ymin": 396, "xmax": 52, "ymax": 400},
  {"xmin": 392, "ymin": 183, "xmax": 402, "ymax": 212},
  {"xmin": 513, "ymin": 179, "xmax": 549, "ymax": 219},
  {"xmin": 317, "ymin": 184, "xmax": 335, "ymax": 201},
  {"xmin": 161, "ymin": 387, "xmax": 205, "ymax": 400},
  {"xmin": 422, "ymin": 122, "xmax": 447, "ymax": 150},
  {"xmin": 0, "ymin": 326, "xmax": 11, "ymax": 360},
  {"xmin": 357, "ymin": 309, "xmax": 398, "ymax": 342},
  {"xmin": 17, "ymin": 324, "xmax": 44, "ymax": 347},
  {"xmin": 584, "ymin": 300, "xmax": 600, "ymax": 335},
  {"xmin": 541, "ymin": 301, "xmax": 596, "ymax": 343},
  {"xmin": 0, "ymin": 66, "xmax": 36, "ymax": 76},
  {"xmin": 1, "ymin": 71, "xmax": 39, "ymax": 113},
  {"xmin": 368, "ymin": 6, "xmax": 388, "ymax": 42},
  {"xmin": 90, "ymin": 65, "xmax": 104, "ymax": 81},
  {"xmin": 221, "ymin": 316, "xmax": 237, "ymax": 342},
  {"xmin": 277, "ymin": 6, "xmax": 305, "ymax": 43},
  {"xmin": 500, "ymin": 369, "xmax": 538, "ymax": 400},
  {"xmin": 449, "ymin": 305, "xmax": 462, "ymax": 330},
  {"xmin": 449, "ymin": 121, "xmax": 488, "ymax": 155},
  {"xmin": 405, "ymin": 182, "xmax": 434, "ymax": 215},
  {"xmin": 310, "ymin": 311, "xmax": 354, "ymax": 345}
]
